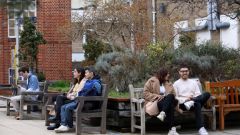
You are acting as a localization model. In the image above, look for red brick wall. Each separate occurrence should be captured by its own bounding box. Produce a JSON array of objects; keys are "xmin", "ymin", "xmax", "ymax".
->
[
  {"xmin": 0, "ymin": 8, "xmax": 12, "ymax": 84},
  {"xmin": 0, "ymin": 0, "xmax": 72, "ymax": 84},
  {"xmin": 37, "ymin": 0, "xmax": 72, "ymax": 80}
]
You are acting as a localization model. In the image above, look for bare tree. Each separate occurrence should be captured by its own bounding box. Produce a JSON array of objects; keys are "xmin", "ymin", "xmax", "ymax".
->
[
  {"xmin": 168, "ymin": 0, "xmax": 240, "ymax": 20},
  {"xmin": 63, "ymin": 0, "xmax": 152, "ymax": 52}
]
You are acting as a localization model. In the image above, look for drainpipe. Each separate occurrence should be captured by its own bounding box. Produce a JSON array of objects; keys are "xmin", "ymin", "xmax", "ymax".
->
[
  {"xmin": 152, "ymin": 0, "xmax": 156, "ymax": 44},
  {"xmin": 130, "ymin": 0, "xmax": 135, "ymax": 52}
]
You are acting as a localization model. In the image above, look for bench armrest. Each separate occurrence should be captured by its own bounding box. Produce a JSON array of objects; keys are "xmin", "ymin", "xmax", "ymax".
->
[
  {"xmin": 21, "ymin": 91, "xmax": 43, "ymax": 95},
  {"xmin": 75, "ymin": 96, "xmax": 104, "ymax": 102},
  {"xmin": 44, "ymin": 93, "xmax": 64, "ymax": 105},
  {"xmin": 131, "ymin": 98, "xmax": 145, "ymax": 104},
  {"xmin": 44, "ymin": 92, "xmax": 63, "ymax": 97}
]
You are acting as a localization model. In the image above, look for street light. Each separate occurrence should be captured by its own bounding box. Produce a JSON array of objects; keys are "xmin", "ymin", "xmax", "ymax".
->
[{"xmin": 14, "ymin": 17, "xmax": 36, "ymax": 85}]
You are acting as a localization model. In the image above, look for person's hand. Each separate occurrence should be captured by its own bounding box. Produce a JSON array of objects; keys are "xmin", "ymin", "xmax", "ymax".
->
[
  {"xmin": 67, "ymin": 93, "xmax": 72, "ymax": 99},
  {"xmin": 17, "ymin": 85, "xmax": 21, "ymax": 89},
  {"xmin": 156, "ymin": 95, "xmax": 164, "ymax": 101},
  {"xmin": 185, "ymin": 96, "xmax": 193, "ymax": 101}
]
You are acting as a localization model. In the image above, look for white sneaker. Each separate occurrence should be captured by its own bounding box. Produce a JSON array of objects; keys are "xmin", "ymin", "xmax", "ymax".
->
[
  {"xmin": 54, "ymin": 125, "xmax": 70, "ymax": 133},
  {"xmin": 199, "ymin": 127, "xmax": 208, "ymax": 135},
  {"xmin": 184, "ymin": 101, "xmax": 194, "ymax": 110},
  {"xmin": 157, "ymin": 111, "xmax": 166, "ymax": 121},
  {"xmin": 168, "ymin": 127, "xmax": 179, "ymax": 135}
]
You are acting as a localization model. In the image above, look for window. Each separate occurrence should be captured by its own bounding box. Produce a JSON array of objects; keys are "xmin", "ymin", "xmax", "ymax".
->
[{"xmin": 8, "ymin": 0, "xmax": 36, "ymax": 38}]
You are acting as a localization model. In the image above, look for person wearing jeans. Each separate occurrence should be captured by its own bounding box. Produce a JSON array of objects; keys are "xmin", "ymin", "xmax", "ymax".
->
[
  {"xmin": 47, "ymin": 67, "xmax": 86, "ymax": 130},
  {"xmin": 173, "ymin": 64, "xmax": 210, "ymax": 135},
  {"xmin": 55, "ymin": 67, "xmax": 102, "ymax": 133}
]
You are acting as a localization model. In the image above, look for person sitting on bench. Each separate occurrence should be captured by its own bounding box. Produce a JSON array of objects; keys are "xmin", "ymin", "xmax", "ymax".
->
[
  {"xmin": 47, "ymin": 67, "xmax": 86, "ymax": 130},
  {"xmin": 54, "ymin": 67, "xmax": 102, "ymax": 133},
  {"xmin": 144, "ymin": 67, "xmax": 179, "ymax": 135},
  {"xmin": 10, "ymin": 66, "xmax": 39, "ymax": 120},
  {"xmin": 173, "ymin": 64, "xmax": 210, "ymax": 135}
]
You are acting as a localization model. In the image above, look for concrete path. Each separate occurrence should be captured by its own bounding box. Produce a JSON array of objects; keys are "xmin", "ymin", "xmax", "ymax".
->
[{"xmin": 0, "ymin": 101, "xmax": 240, "ymax": 135}]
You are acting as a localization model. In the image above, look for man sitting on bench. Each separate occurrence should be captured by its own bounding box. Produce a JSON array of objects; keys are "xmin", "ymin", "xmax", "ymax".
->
[
  {"xmin": 10, "ymin": 66, "xmax": 39, "ymax": 120},
  {"xmin": 173, "ymin": 64, "xmax": 210, "ymax": 135}
]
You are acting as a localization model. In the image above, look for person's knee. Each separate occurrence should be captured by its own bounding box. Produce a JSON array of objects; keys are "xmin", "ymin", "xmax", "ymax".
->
[
  {"xmin": 61, "ymin": 105, "xmax": 66, "ymax": 111},
  {"xmin": 203, "ymin": 92, "xmax": 211, "ymax": 100},
  {"xmin": 167, "ymin": 94, "xmax": 175, "ymax": 100},
  {"xmin": 205, "ymin": 92, "xmax": 211, "ymax": 98},
  {"xmin": 194, "ymin": 102, "xmax": 201, "ymax": 109}
]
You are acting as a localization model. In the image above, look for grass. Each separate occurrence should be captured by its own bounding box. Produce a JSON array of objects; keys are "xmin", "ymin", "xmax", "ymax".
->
[
  {"xmin": 48, "ymin": 86, "xmax": 69, "ymax": 93},
  {"xmin": 108, "ymin": 89, "xmax": 130, "ymax": 98},
  {"xmin": 48, "ymin": 80, "xmax": 70, "ymax": 93},
  {"xmin": 48, "ymin": 80, "xmax": 130, "ymax": 98}
]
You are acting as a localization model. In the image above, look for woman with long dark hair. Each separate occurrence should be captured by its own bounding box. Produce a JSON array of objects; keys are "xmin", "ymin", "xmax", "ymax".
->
[
  {"xmin": 47, "ymin": 67, "xmax": 86, "ymax": 130},
  {"xmin": 144, "ymin": 68, "xmax": 179, "ymax": 135}
]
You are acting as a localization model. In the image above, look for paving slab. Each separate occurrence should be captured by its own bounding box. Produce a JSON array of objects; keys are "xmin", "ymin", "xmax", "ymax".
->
[{"xmin": 0, "ymin": 100, "xmax": 240, "ymax": 135}]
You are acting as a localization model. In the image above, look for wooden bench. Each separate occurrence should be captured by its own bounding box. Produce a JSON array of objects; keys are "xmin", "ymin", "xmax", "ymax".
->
[
  {"xmin": 129, "ymin": 82, "xmax": 216, "ymax": 135},
  {"xmin": 19, "ymin": 81, "xmax": 48, "ymax": 120},
  {"xmin": 205, "ymin": 80, "xmax": 240, "ymax": 130},
  {"xmin": 0, "ymin": 85, "xmax": 17, "ymax": 115},
  {"xmin": 45, "ymin": 84, "xmax": 109, "ymax": 135},
  {"xmin": 0, "ymin": 95, "xmax": 11, "ymax": 116}
]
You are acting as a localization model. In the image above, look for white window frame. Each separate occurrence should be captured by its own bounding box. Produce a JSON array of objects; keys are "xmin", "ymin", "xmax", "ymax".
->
[{"xmin": 7, "ymin": 0, "xmax": 37, "ymax": 38}]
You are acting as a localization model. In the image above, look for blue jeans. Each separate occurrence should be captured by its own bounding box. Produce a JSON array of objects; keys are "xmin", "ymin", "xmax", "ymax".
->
[{"xmin": 60, "ymin": 101, "xmax": 78, "ymax": 128}]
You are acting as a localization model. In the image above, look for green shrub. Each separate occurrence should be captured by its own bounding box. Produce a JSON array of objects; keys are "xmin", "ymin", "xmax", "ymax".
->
[
  {"xmin": 37, "ymin": 72, "xmax": 46, "ymax": 82},
  {"xmin": 108, "ymin": 89, "xmax": 129, "ymax": 98},
  {"xmin": 95, "ymin": 50, "xmax": 146, "ymax": 92},
  {"xmin": 48, "ymin": 80, "xmax": 71, "ymax": 92}
]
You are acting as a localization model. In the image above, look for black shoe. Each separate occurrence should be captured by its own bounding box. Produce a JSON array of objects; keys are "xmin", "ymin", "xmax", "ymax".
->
[
  {"xmin": 47, "ymin": 124, "xmax": 60, "ymax": 130},
  {"xmin": 48, "ymin": 116, "xmax": 58, "ymax": 122}
]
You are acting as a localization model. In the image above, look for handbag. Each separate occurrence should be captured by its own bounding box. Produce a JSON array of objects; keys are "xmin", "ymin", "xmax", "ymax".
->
[{"xmin": 145, "ymin": 100, "xmax": 159, "ymax": 116}]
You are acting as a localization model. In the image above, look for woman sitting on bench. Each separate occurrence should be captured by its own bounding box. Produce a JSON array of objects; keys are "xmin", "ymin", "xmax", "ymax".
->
[
  {"xmin": 54, "ymin": 67, "xmax": 102, "ymax": 133},
  {"xmin": 47, "ymin": 67, "xmax": 86, "ymax": 130},
  {"xmin": 144, "ymin": 67, "xmax": 180, "ymax": 135}
]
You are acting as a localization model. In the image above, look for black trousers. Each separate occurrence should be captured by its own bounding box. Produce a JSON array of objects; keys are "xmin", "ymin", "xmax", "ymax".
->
[
  {"xmin": 157, "ymin": 94, "xmax": 178, "ymax": 130},
  {"xmin": 54, "ymin": 95, "xmax": 74, "ymax": 122},
  {"xmin": 179, "ymin": 92, "xmax": 211, "ymax": 129}
]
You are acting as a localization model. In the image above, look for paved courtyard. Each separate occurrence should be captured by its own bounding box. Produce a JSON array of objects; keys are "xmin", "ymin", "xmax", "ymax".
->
[{"xmin": 0, "ymin": 101, "xmax": 240, "ymax": 135}]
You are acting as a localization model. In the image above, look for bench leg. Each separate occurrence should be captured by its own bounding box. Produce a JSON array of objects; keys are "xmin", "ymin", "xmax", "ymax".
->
[
  {"xmin": 140, "ymin": 109, "xmax": 145, "ymax": 135},
  {"xmin": 6, "ymin": 100, "xmax": 10, "ymax": 116},
  {"xmin": 212, "ymin": 107, "xmax": 216, "ymax": 131},
  {"xmin": 100, "ymin": 113, "xmax": 106, "ymax": 134},
  {"xmin": 45, "ymin": 109, "xmax": 50, "ymax": 126},
  {"xmin": 27, "ymin": 105, "xmax": 31, "ymax": 114},
  {"xmin": 20, "ymin": 99, "xmax": 24, "ymax": 120},
  {"xmin": 219, "ymin": 107, "xmax": 225, "ymax": 130},
  {"xmin": 76, "ymin": 115, "xmax": 82, "ymax": 135},
  {"xmin": 41, "ymin": 105, "xmax": 45, "ymax": 120}
]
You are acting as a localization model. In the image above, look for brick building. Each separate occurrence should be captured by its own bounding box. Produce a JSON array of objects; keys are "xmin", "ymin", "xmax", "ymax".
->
[{"xmin": 0, "ymin": 0, "xmax": 72, "ymax": 84}]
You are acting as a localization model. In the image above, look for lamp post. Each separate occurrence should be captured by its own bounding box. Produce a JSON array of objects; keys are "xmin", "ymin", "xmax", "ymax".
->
[
  {"xmin": 14, "ymin": 17, "xmax": 36, "ymax": 84},
  {"xmin": 14, "ymin": 17, "xmax": 22, "ymax": 85}
]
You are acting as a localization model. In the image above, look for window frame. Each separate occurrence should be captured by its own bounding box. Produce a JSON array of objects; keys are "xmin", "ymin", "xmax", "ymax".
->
[{"xmin": 7, "ymin": 0, "xmax": 37, "ymax": 38}]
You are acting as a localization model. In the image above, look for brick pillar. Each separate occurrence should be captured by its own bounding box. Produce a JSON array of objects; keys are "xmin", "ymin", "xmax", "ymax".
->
[
  {"xmin": 37, "ymin": 0, "xmax": 72, "ymax": 80},
  {"xmin": 0, "ymin": 8, "xmax": 11, "ymax": 84}
]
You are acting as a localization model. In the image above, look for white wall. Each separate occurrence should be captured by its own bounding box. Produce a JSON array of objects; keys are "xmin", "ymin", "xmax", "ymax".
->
[
  {"xmin": 220, "ymin": 15, "xmax": 239, "ymax": 49},
  {"xmin": 174, "ymin": 21, "xmax": 188, "ymax": 48},
  {"xmin": 71, "ymin": 0, "xmax": 84, "ymax": 9},
  {"xmin": 195, "ymin": 17, "xmax": 211, "ymax": 45},
  {"xmin": 72, "ymin": 52, "xmax": 85, "ymax": 62}
]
